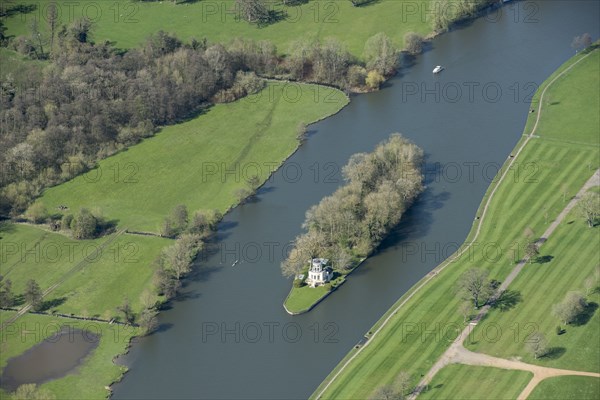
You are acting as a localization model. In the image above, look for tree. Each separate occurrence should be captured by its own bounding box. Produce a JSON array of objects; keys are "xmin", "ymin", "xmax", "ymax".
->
[
  {"xmin": 524, "ymin": 241, "xmax": 539, "ymax": 263},
  {"xmin": 366, "ymin": 70, "xmax": 385, "ymax": 89},
  {"xmin": 364, "ymin": 33, "xmax": 399, "ymax": 76},
  {"xmin": 552, "ymin": 291, "xmax": 587, "ymax": 325},
  {"xmin": 161, "ymin": 233, "xmax": 201, "ymax": 280},
  {"xmin": 138, "ymin": 307, "xmax": 159, "ymax": 335},
  {"xmin": 0, "ymin": 276, "xmax": 14, "ymax": 308},
  {"xmin": 171, "ymin": 204, "xmax": 189, "ymax": 233},
  {"xmin": 235, "ymin": 187, "xmax": 252, "ymax": 203},
  {"xmin": 71, "ymin": 208, "xmax": 97, "ymax": 239},
  {"xmin": 404, "ymin": 32, "xmax": 424, "ymax": 55},
  {"xmin": 572, "ymin": 33, "xmax": 593, "ymax": 52},
  {"xmin": 369, "ymin": 372, "xmax": 411, "ymax": 400},
  {"xmin": 47, "ymin": 1, "xmax": 59, "ymax": 53},
  {"xmin": 236, "ymin": 0, "xmax": 272, "ymax": 25},
  {"xmin": 394, "ymin": 371, "xmax": 412, "ymax": 399},
  {"xmin": 459, "ymin": 301, "xmax": 473, "ymax": 323},
  {"xmin": 189, "ymin": 211, "xmax": 211, "ymax": 236},
  {"xmin": 577, "ymin": 192, "xmax": 599, "ymax": 228},
  {"xmin": 70, "ymin": 18, "xmax": 92, "ymax": 44},
  {"xmin": 117, "ymin": 297, "xmax": 134, "ymax": 324},
  {"xmin": 29, "ymin": 19, "xmax": 46, "ymax": 59},
  {"xmin": 369, "ymin": 385, "xmax": 397, "ymax": 400},
  {"xmin": 13, "ymin": 383, "xmax": 55, "ymax": 400},
  {"xmin": 25, "ymin": 202, "xmax": 48, "ymax": 224},
  {"xmin": 526, "ymin": 332, "xmax": 548, "ymax": 359},
  {"xmin": 160, "ymin": 217, "xmax": 176, "ymax": 238},
  {"xmin": 24, "ymin": 279, "xmax": 43, "ymax": 311},
  {"xmin": 153, "ymin": 266, "xmax": 181, "ymax": 299},
  {"xmin": 457, "ymin": 268, "xmax": 493, "ymax": 308}
]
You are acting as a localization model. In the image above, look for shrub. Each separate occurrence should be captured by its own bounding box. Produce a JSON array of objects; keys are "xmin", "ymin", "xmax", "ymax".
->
[
  {"xmin": 71, "ymin": 208, "xmax": 98, "ymax": 239},
  {"xmin": 366, "ymin": 70, "xmax": 385, "ymax": 89},
  {"xmin": 404, "ymin": 32, "xmax": 424, "ymax": 55},
  {"xmin": 25, "ymin": 202, "xmax": 48, "ymax": 224}
]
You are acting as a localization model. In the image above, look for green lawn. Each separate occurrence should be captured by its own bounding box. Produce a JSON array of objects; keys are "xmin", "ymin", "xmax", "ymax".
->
[
  {"xmin": 311, "ymin": 48, "xmax": 599, "ymax": 400},
  {"xmin": 465, "ymin": 206, "xmax": 600, "ymax": 372},
  {"xmin": 3, "ymin": 0, "xmax": 431, "ymax": 57},
  {"xmin": 524, "ymin": 46, "xmax": 600, "ymax": 146},
  {"xmin": 528, "ymin": 376, "xmax": 600, "ymax": 400},
  {"xmin": 37, "ymin": 82, "xmax": 348, "ymax": 232},
  {"xmin": 0, "ymin": 311, "xmax": 138, "ymax": 399},
  {"xmin": 284, "ymin": 284, "xmax": 330, "ymax": 314},
  {"xmin": 0, "ymin": 223, "xmax": 170, "ymax": 317},
  {"xmin": 419, "ymin": 364, "xmax": 532, "ymax": 400}
]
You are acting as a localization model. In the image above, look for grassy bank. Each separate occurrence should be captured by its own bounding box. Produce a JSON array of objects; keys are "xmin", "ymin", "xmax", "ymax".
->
[
  {"xmin": 311, "ymin": 48, "xmax": 599, "ymax": 400},
  {"xmin": 1, "ymin": 224, "xmax": 169, "ymax": 318},
  {"xmin": 3, "ymin": 0, "xmax": 430, "ymax": 57}
]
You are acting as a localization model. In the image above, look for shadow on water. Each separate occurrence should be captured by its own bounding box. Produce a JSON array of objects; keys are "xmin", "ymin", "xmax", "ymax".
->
[{"xmin": 371, "ymin": 186, "xmax": 451, "ymax": 259}]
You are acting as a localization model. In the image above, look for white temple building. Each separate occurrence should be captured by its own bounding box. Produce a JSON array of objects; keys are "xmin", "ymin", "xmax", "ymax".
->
[{"xmin": 306, "ymin": 258, "xmax": 333, "ymax": 287}]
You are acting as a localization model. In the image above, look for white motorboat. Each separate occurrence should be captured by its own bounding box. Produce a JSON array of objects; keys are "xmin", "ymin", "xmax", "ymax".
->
[{"xmin": 433, "ymin": 65, "xmax": 444, "ymax": 74}]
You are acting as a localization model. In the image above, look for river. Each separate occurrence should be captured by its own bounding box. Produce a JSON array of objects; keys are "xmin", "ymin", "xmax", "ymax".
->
[{"xmin": 112, "ymin": 1, "xmax": 600, "ymax": 399}]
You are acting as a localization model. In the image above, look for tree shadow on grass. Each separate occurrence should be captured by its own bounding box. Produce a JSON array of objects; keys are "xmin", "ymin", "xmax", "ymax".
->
[
  {"xmin": 1, "ymin": 4, "xmax": 37, "ymax": 18},
  {"xmin": 491, "ymin": 290, "xmax": 522, "ymax": 312},
  {"xmin": 38, "ymin": 297, "xmax": 67, "ymax": 312},
  {"xmin": 535, "ymin": 255, "xmax": 554, "ymax": 264},
  {"xmin": 543, "ymin": 347, "xmax": 566, "ymax": 360},
  {"xmin": 572, "ymin": 302, "xmax": 598, "ymax": 326}
]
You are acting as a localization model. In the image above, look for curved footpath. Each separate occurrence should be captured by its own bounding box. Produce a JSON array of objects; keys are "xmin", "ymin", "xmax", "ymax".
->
[{"xmin": 315, "ymin": 49, "xmax": 597, "ymax": 400}]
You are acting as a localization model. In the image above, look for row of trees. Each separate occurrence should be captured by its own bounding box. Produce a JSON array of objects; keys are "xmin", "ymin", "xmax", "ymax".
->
[
  {"xmin": 430, "ymin": 0, "xmax": 495, "ymax": 32},
  {"xmin": 281, "ymin": 134, "xmax": 425, "ymax": 278},
  {"xmin": 0, "ymin": 277, "xmax": 43, "ymax": 311}
]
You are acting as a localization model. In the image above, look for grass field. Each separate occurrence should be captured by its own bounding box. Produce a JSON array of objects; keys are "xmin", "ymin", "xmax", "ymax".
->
[
  {"xmin": 0, "ymin": 311, "xmax": 138, "ymax": 399},
  {"xmin": 0, "ymin": 223, "xmax": 170, "ymax": 318},
  {"xmin": 419, "ymin": 364, "xmax": 533, "ymax": 400},
  {"xmin": 528, "ymin": 376, "xmax": 600, "ymax": 400},
  {"xmin": 37, "ymin": 82, "xmax": 348, "ymax": 232},
  {"xmin": 284, "ymin": 284, "xmax": 330, "ymax": 314},
  {"xmin": 2, "ymin": 0, "xmax": 431, "ymax": 57},
  {"xmin": 311, "ymin": 48, "xmax": 599, "ymax": 400},
  {"xmin": 465, "ymin": 205, "xmax": 600, "ymax": 372}
]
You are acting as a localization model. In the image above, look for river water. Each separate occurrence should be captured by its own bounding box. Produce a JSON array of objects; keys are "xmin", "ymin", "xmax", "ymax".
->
[{"xmin": 113, "ymin": 2, "xmax": 599, "ymax": 399}]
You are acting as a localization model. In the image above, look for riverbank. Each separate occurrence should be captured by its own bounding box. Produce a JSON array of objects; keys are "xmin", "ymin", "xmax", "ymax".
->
[{"xmin": 311, "ymin": 46, "xmax": 600, "ymax": 399}]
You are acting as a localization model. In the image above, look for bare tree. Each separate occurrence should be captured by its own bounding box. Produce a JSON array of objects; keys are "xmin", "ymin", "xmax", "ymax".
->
[
  {"xmin": 47, "ymin": 1, "xmax": 59, "ymax": 53},
  {"xmin": 552, "ymin": 291, "xmax": 587, "ymax": 325},
  {"xmin": 364, "ymin": 33, "xmax": 399, "ymax": 76},
  {"xmin": 524, "ymin": 241, "xmax": 539, "ymax": 263},
  {"xmin": 577, "ymin": 192, "xmax": 599, "ymax": 228},
  {"xmin": 404, "ymin": 32, "xmax": 424, "ymax": 55},
  {"xmin": 526, "ymin": 332, "xmax": 548, "ymax": 359},
  {"xmin": 459, "ymin": 301, "xmax": 473, "ymax": 323},
  {"xmin": 457, "ymin": 268, "xmax": 493, "ymax": 308}
]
